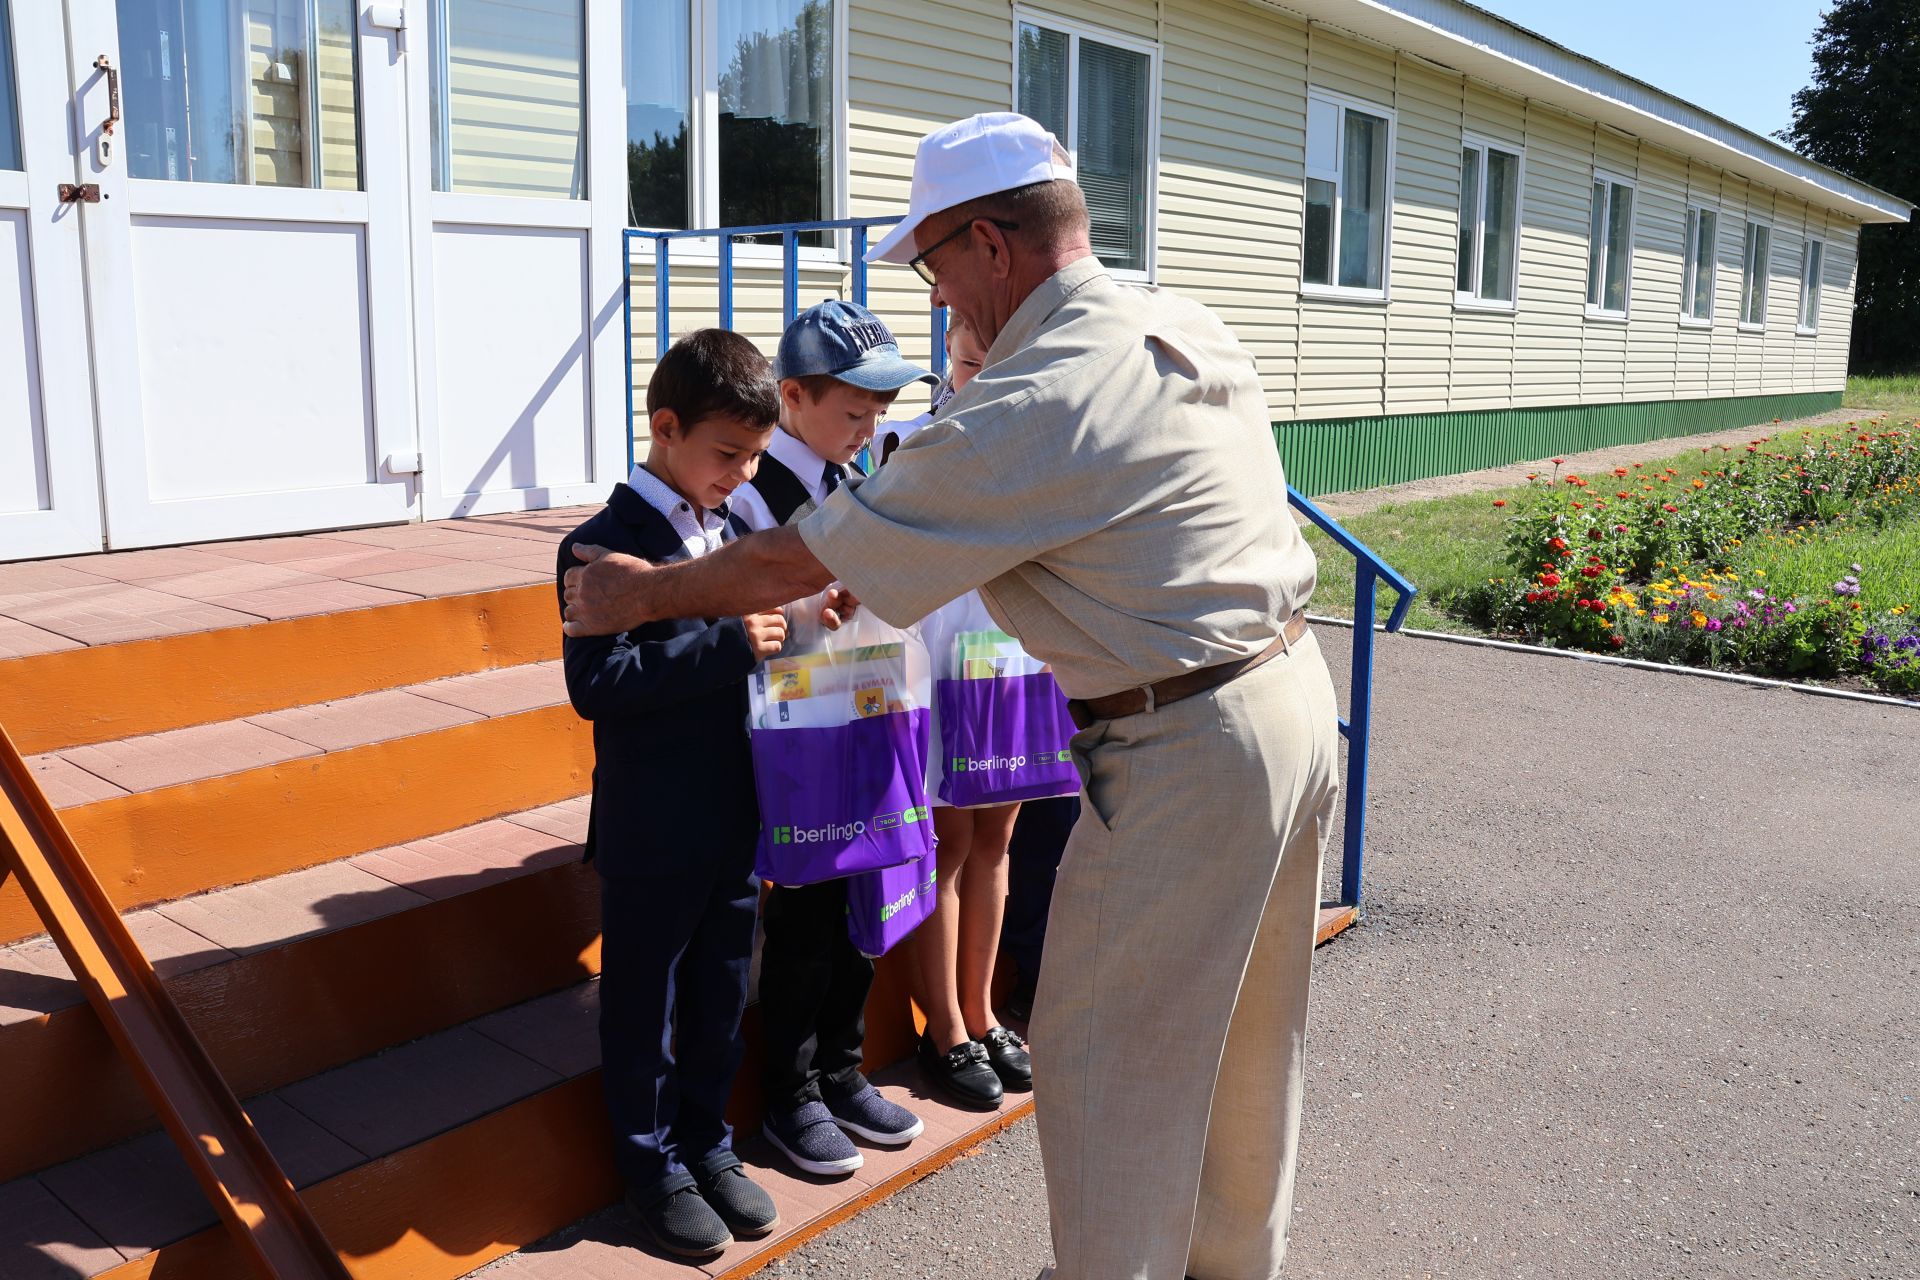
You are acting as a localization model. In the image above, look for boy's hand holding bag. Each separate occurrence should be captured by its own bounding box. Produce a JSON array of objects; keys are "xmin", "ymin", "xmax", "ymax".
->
[{"xmin": 748, "ymin": 588, "xmax": 935, "ymax": 884}]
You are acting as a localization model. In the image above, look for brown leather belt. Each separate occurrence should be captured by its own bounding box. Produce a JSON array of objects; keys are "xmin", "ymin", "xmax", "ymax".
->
[{"xmin": 1066, "ymin": 610, "xmax": 1309, "ymax": 730}]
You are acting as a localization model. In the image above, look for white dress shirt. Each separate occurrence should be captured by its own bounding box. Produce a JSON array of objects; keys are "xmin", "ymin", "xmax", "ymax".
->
[{"xmin": 627, "ymin": 463, "xmax": 728, "ymax": 559}]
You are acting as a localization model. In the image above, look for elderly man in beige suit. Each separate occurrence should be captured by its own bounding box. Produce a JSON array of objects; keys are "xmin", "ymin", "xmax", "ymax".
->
[{"xmin": 564, "ymin": 112, "xmax": 1340, "ymax": 1280}]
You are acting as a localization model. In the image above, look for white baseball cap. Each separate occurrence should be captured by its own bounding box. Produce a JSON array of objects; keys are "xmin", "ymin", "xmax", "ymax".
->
[{"xmin": 865, "ymin": 113, "xmax": 1075, "ymax": 266}]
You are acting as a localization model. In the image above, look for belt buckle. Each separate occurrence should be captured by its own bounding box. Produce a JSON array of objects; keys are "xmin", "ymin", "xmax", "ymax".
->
[{"xmin": 1139, "ymin": 682, "xmax": 1157, "ymax": 715}]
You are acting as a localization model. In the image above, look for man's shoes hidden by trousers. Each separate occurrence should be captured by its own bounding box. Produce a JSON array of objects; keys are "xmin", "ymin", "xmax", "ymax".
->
[
  {"xmin": 627, "ymin": 1186, "xmax": 733, "ymax": 1259},
  {"xmin": 765, "ymin": 1100, "xmax": 864, "ymax": 1176},
  {"xmin": 918, "ymin": 1034, "xmax": 1005, "ymax": 1109},
  {"xmin": 826, "ymin": 1084, "xmax": 925, "ymax": 1145},
  {"xmin": 980, "ymin": 1025, "xmax": 1033, "ymax": 1091}
]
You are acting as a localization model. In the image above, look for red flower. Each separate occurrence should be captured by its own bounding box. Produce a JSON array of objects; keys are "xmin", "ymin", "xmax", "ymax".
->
[
  {"xmin": 1613, "ymin": 467, "xmax": 1629, "ymax": 477},
  {"xmin": 1589, "ymin": 529, "xmax": 1604, "ymax": 540},
  {"xmin": 1609, "ymin": 634, "xmax": 1625, "ymax": 648},
  {"xmin": 1548, "ymin": 536, "xmax": 1568, "ymax": 550},
  {"xmin": 1541, "ymin": 572, "xmax": 1561, "ymax": 587},
  {"xmin": 1580, "ymin": 565, "xmax": 1603, "ymax": 578},
  {"xmin": 1492, "ymin": 499, "xmax": 1507, "ymax": 507},
  {"xmin": 1616, "ymin": 491, "xmax": 1631, "ymax": 498},
  {"xmin": 1552, "ymin": 457, "xmax": 1566, "ymax": 465},
  {"xmin": 1614, "ymin": 524, "xmax": 1628, "ymax": 533},
  {"xmin": 1571, "ymin": 502, "xmax": 1584, "ymax": 509},
  {"xmin": 1662, "ymin": 504, "xmax": 1678, "ymax": 512},
  {"xmin": 1577, "ymin": 598, "xmax": 1592, "ymax": 609}
]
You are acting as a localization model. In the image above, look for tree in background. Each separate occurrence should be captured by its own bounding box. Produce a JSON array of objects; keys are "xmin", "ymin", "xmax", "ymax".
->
[{"xmin": 1784, "ymin": 0, "xmax": 1920, "ymax": 371}]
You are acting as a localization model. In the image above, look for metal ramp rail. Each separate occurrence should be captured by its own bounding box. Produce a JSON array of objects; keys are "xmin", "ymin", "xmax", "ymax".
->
[{"xmin": 624, "ymin": 217, "xmax": 1417, "ymax": 933}]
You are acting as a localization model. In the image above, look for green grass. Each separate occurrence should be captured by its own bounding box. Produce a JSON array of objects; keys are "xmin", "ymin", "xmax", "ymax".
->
[
  {"xmin": 1729, "ymin": 504, "xmax": 1920, "ymax": 613},
  {"xmin": 1845, "ymin": 372, "xmax": 1920, "ymax": 423}
]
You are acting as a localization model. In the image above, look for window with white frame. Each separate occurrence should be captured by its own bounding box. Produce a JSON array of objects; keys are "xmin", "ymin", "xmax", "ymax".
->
[
  {"xmin": 1585, "ymin": 173, "xmax": 1634, "ymax": 316},
  {"xmin": 1680, "ymin": 206, "xmax": 1718, "ymax": 323},
  {"xmin": 1797, "ymin": 238, "xmax": 1823, "ymax": 333},
  {"xmin": 1015, "ymin": 13, "xmax": 1157, "ymax": 276},
  {"xmin": 1739, "ymin": 220, "xmax": 1771, "ymax": 328},
  {"xmin": 1302, "ymin": 91, "xmax": 1393, "ymax": 298},
  {"xmin": 1456, "ymin": 139, "xmax": 1521, "ymax": 306},
  {"xmin": 623, "ymin": 0, "xmax": 838, "ymax": 244}
]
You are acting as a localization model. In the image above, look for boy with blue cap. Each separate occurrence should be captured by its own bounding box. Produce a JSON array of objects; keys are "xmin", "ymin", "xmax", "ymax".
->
[{"xmin": 733, "ymin": 299, "xmax": 938, "ymax": 1176}]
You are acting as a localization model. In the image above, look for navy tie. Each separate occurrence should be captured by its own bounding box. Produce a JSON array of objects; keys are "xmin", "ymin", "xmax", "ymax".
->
[{"xmin": 822, "ymin": 463, "xmax": 846, "ymax": 496}]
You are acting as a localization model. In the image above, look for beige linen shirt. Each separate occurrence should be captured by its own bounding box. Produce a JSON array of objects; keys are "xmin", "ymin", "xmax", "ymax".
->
[{"xmin": 797, "ymin": 257, "xmax": 1317, "ymax": 701}]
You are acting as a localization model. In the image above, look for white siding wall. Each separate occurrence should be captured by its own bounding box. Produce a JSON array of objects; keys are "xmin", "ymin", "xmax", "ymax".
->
[{"xmin": 628, "ymin": 0, "xmax": 1867, "ymax": 435}]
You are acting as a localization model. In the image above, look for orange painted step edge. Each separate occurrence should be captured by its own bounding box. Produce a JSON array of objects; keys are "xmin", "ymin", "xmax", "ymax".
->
[
  {"xmin": 0, "ymin": 861, "xmax": 602, "ymax": 1184},
  {"xmin": 1315, "ymin": 904, "xmax": 1359, "ymax": 946},
  {"xmin": 0, "ymin": 705, "xmax": 591, "ymax": 946},
  {"xmin": 0, "ymin": 585, "xmax": 558, "ymax": 757}
]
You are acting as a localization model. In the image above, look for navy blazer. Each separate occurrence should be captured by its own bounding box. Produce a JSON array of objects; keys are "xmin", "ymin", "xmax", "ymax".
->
[{"xmin": 557, "ymin": 484, "xmax": 762, "ymax": 878}]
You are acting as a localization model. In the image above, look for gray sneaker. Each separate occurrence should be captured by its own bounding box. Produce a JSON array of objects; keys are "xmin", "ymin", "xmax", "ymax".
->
[
  {"xmin": 826, "ymin": 1085, "xmax": 925, "ymax": 1145},
  {"xmin": 764, "ymin": 1099, "xmax": 863, "ymax": 1176}
]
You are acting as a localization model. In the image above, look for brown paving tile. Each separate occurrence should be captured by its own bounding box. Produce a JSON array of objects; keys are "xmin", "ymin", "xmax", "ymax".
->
[
  {"xmin": 280, "ymin": 548, "xmax": 462, "ymax": 583},
  {"xmin": 413, "ymin": 660, "xmax": 566, "ymax": 717},
  {"xmin": 24, "ymin": 753, "xmax": 128, "ymax": 808},
  {"xmin": 203, "ymin": 578, "xmax": 418, "ymax": 620},
  {"xmin": 247, "ymin": 688, "xmax": 482, "ymax": 752},
  {"xmin": 471, "ymin": 980, "xmax": 601, "ymax": 1078},
  {"xmin": 0, "ymin": 616, "xmax": 85, "ymax": 657},
  {"xmin": 0, "ymin": 1176, "xmax": 125, "ymax": 1279},
  {"xmin": 193, "ymin": 535, "xmax": 370, "ymax": 564},
  {"xmin": 57, "ymin": 720, "xmax": 320, "ymax": 794},
  {"xmin": 38, "ymin": 1093, "xmax": 361, "ymax": 1258},
  {"xmin": 503, "ymin": 795, "xmax": 592, "ymax": 844},
  {"xmin": 138, "ymin": 561, "xmax": 328, "ymax": 602},
  {"xmin": 469, "ymin": 1208, "xmax": 692, "ymax": 1279},
  {"xmin": 0, "ymin": 561, "xmax": 113, "ymax": 602},
  {"xmin": 350, "ymin": 817, "xmax": 577, "ymax": 901},
  {"xmin": 489, "ymin": 550, "xmax": 568, "ymax": 574},
  {"xmin": 153, "ymin": 862, "xmax": 430, "ymax": 955},
  {"xmin": 443, "ymin": 519, "xmax": 573, "ymax": 545},
  {"xmin": 4, "ymin": 582, "xmax": 258, "ymax": 646},
  {"xmin": 276, "ymin": 1026, "xmax": 559, "ymax": 1158},
  {"xmin": 349, "ymin": 561, "xmax": 548, "ymax": 597},
  {"xmin": 323, "ymin": 524, "xmax": 521, "ymax": 551},
  {"xmin": 0, "ymin": 912, "xmax": 231, "ymax": 1028},
  {"xmin": 45, "ymin": 546, "xmax": 237, "ymax": 583}
]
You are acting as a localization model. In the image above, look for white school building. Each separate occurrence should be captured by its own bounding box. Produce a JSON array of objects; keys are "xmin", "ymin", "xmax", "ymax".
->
[{"xmin": 2, "ymin": 0, "xmax": 1909, "ymax": 562}]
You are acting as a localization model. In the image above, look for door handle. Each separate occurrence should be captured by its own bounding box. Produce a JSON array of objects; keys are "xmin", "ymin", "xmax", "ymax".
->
[{"xmin": 93, "ymin": 54, "xmax": 121, "ymax": 168}]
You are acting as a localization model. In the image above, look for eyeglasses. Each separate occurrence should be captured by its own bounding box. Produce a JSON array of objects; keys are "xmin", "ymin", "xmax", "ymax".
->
[{"xmin": 908, "ymin": 218, "xmax": 1020, "ymax": 286}]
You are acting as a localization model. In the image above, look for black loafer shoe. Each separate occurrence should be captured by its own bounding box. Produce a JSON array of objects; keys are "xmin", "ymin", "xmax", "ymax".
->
[
  {"xmin": 918, "ymin": 1034, "xmax": 1004, "ymax": 1109},
  {"xmin": 981, "ymin": 1025, "xmax": 1033, "ymax": 1091},
  {"xmin": 627, "ymin": 1186, "xmax": 732, "ymax": 1258},
  {"xmin": 697, "ymin": 1166, "xmax": 779, "ymax": 1239}
]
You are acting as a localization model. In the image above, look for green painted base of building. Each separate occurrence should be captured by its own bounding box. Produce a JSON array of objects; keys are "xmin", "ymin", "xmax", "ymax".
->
[{"xmin": 1274, "ymin": 390, "xmax": 1846, "ymax": 498}]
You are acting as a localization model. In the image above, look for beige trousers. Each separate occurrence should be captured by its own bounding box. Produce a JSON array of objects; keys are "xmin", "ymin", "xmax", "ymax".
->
[{"xmin": 1032, "ymin": 631, "xmax": 1341, "ymax": 1280}]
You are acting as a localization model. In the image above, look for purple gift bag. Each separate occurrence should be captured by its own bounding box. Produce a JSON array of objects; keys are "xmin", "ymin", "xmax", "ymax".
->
[
  {"xmin": 751, "ymin": 708, "xmax": 935, "ymax": 884},
  {"xmin": 936, "ymin": 672, "xmax": 1079, "ymax": 808},
  {"xmin": 845, "ymin": 855, "xmax": 938, "ymax": 958}
]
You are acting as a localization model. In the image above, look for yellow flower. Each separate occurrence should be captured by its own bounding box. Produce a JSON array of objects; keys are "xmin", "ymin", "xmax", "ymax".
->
[
  {"xmin": 1691, "ymin": 610, "xmax": 1708, "ymax": 627},
  {"xmin": 1706, "ymin": 590, "xmax": 1722, "ymax": 602},
  {"xmin": 1755, "ymin": 569, "xmax": 1767, "ymax": 577}
]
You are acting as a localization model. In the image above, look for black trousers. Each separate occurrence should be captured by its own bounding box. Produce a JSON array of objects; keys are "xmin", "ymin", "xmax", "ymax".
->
[
  {"xmin": 1001, "ymin": 795, "xmax": 1077, "ymax": 983},
  {"xmin": 758, "ymin": 880, "xmax": 874, "ymax": 1113},
  {"xmin": 598, "ymin": 851, "xmax": 757, "ymax": 1205}
]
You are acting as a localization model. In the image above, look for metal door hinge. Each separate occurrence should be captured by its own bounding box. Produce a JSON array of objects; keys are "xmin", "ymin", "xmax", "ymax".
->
[
  {"xmin": 58, "ymin": 183, "xmax": 102, "ymax": 204},
  {"xmin": 366, "ymin": 3, "xmax": 406, "ymax": 29},
  {"xmin": 383, "ymin": 452, "xmax": 423, "ymax": 476}
]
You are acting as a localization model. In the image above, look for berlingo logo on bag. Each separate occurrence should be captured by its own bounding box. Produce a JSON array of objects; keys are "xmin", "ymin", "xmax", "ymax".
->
[
  {"xmin": 951, "ymin": 747, "xmax": 1072, "ymax": 773},
  {"xmin": 772, "ymin": 807, "xmax": 929, "ymax": 844}
]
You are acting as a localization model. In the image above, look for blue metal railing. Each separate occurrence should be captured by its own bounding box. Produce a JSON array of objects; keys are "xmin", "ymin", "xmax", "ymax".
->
[
  {"xmin": 1287, "ymin": 486, "xmax": 1417, "ymax": 919},
  {"xmin": 622, "ymin": 216, "xmax": 1417, "ymax": 924},
  {"xmin": 624, "ymin": 218, "xmax": 947, "ymax": 475}
]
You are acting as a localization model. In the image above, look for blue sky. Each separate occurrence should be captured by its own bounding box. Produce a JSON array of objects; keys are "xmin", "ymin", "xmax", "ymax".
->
[{"xmin": 1479, "ymin": 1, "xmax": 1829, "ymax": 141}]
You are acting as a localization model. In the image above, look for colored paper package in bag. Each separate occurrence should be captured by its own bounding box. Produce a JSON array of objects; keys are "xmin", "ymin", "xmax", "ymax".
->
[
  {"xmin": 845, "ymin": 856, "xmax": 938, "ymax": 958},
  {"xmin": 749, "ymin": 590, "xmax": 936, "ymax": 884}
]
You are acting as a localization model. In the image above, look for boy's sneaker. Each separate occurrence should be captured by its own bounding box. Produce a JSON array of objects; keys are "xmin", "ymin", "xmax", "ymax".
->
[
  {"xmin": 626, "ymin": 1186, "xmax": 732, "ymax": 1259},
  {"xmin": 764, "ymin": 1100, "xmax": 864, "ymax": 1176},
  {"xmin": 697, "ymin": 1166, "xmax": 779, "ymax": 1239},
  {"xmin": 826, "ymin": 1085, "xmax": 925, "ymax": 1146},
  {"xmin": 917, "ymin": 1034, "xmax": 1004, "ymax": 1109},
  {"xmin": 981, "ymin": 1025, "xmax": 1033, "ymax": 1091}
]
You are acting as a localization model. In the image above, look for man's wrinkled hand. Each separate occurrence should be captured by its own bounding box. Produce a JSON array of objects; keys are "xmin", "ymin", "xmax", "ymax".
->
[
  {"xmin": 820, "ymin": 584, "xmax": 860, "ymax": 631},
  {"xmin": 743, "ymin": 609, "xmax": 788, "ymax": 659},
  {"xmin": 562, "ymin": 544, "xmax": 656, "ymax": 637}
]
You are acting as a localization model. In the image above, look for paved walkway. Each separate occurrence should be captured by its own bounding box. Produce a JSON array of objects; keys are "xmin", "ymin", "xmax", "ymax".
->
[{"xmin": 770, "ymin": 626, "xmax": 1920, "ymax": 1279}]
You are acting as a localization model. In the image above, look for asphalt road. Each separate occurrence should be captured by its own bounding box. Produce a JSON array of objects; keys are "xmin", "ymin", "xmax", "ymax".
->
[{"xmin": 770, "ymin": 628, "xmax": 1920, "ymax": 1280}]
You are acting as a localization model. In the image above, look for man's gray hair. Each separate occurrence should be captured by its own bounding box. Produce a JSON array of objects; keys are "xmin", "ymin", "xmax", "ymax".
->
[{"xmin": 934, "ymin": 179, "xmax": 1089, "ymax": 252}]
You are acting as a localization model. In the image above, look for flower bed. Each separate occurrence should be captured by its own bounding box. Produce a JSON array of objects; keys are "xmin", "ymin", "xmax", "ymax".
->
[{"xmin": 1469, "ymin": 423, "xmax": 1920, "ymax": 694}]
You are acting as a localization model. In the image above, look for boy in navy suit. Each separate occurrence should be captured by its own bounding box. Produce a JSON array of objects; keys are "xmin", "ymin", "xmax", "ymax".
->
[{"xmin": 557, "ymin": 329, "xmax": 786, "ymax": 1260}]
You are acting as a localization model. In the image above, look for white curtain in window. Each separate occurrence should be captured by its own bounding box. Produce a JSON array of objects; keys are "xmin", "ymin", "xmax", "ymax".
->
[{"xmin": 1016, "ymin": 23, "xmax": 1068, "ymax": 141}]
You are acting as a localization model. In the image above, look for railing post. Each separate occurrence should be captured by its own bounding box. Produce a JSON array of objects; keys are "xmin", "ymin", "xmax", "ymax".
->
[
  {"xmin": 782, "ymin": 229, "xmax": 799, "ymax": 326},
  {"xmin": 1341, "ymin": 567, "xmax": 1380, "ymax": 910},
  {"xmin": 654, "ymin": 236, "xmax": 671, "ymax": 360},
  {"xmin": 851, "ymin": 225, "xmax": 869, "ymax": 308},
  {"xmin": 718, "ymin": 234, "xmax": 735, "ymax": 331},
  {"xmin": 623, "ymin": 230, "xmax": 636, "ymax": 476}
]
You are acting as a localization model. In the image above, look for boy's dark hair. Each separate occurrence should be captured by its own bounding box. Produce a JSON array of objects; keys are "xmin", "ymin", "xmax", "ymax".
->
[
  {"xmin": 647, "ymin": 329, "xmax": 780, "ymax": 430},
  {"xmin": 789, "ymin": 374, "xmax": 902, "ymax": 406}
]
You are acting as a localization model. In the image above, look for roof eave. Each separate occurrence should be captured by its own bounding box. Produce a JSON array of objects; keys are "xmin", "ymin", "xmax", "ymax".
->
[{"xmin": 1258, "ymin": 0, "xmax": 1913, "ymax": 225}]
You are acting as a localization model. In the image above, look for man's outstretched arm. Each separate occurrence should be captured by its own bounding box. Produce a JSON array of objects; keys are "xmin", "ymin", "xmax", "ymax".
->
[{"xmin": 562, "ymin": 524, "xmax": 843, "ymax": 637}]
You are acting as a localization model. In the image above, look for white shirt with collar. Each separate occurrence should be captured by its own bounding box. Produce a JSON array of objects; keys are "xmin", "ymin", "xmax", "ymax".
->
[
  {"xmin": 730, "ymin": 426, "xmax": 853, "ymax": 533},
  {"xmin": 627, "ymin": 463, "xmax": 729, "ymax": 560}
]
